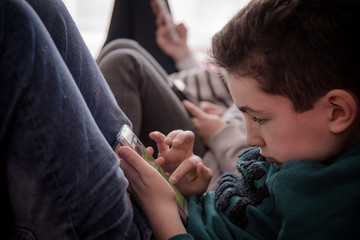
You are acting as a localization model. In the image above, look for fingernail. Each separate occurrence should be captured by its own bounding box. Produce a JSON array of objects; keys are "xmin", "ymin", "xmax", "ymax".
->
[
  {"xmin": 118, "ymin": 147, "xmax": 128, "ymax": 157},
  {"xmin": 169, "ymin": 175, "xmax": 177, "ymax": 183}
]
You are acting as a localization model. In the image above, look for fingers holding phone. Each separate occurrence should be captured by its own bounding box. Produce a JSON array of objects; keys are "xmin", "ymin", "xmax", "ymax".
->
[
  {"xmin": 183, "ymin": 100, "xmax": 226, "ymax": 145},
  {"xmin": 116, "ymin": 145, "xmax": 171, "ymax": 196},
  {"xmin": 151, "ymin": 0, "xmax": 179, "ymax": 42},
  {"xmin": 116, "ymin": 125, "xmax": 189, "ymax": 221},
  {"xmin": 116, "ymin": 145, "xmax": 187, "ymax": 240},
  {"xmin": 151, "ymin": 0, "xmax": 193, "ymax": 63},
  {"xmin": 199, "ymin": 101, "xmax": 226, "ymax": 117}
]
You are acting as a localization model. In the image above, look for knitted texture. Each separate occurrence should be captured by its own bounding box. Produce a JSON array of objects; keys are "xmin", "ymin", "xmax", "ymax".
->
[{"xmin": 214, "ymin": 148, "xmax": 269, "ymax": 228}]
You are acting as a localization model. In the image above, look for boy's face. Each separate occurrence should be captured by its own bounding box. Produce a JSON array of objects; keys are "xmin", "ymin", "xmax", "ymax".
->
[{"xmin": 228, "ymin": 73, "xmax": 339, "ymax": 167}]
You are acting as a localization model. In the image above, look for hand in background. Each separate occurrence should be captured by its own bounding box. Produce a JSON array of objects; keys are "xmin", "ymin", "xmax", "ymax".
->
[
  {"xmin": 183, "ymin": 100, "xmax": 226, "ymax": 146},
  {"xmin": 150, "ymin": 0, "xmax": 192, "ymax": 62},
  {"xmin": 199, "ymin": 101, "xmax": 227, "ymax": 117}
]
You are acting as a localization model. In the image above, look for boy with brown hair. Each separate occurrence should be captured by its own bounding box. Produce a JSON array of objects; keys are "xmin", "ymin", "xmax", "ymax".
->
[{"xmin": 116, "ymin": 0, "xmax": 360, "ymax": 239}]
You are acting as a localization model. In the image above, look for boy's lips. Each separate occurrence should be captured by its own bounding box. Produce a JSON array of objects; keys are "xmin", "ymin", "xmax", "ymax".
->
[
  {"xmin": 265, "ymin": 157, "xmax": 281, "ymax": 168},
  {"xmin": 265, "ymin": 157, "xmax": 274, "ymax": 163},
  {"xmin": 260, "ymin": 150, "xmax": 281, "ymax": 167}
]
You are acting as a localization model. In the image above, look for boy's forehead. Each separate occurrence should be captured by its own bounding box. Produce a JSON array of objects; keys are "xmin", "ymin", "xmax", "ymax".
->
[
  {"xmin": 228, "ymin": 73, "xmax": 263, "ymax": 105},
  {"xmin": 228, "ymin": 72, "xmax": 263, "ymax": 94},
  {"xmin": 228, "ymin": 73, "xmax": 294, "ymax": 113}
]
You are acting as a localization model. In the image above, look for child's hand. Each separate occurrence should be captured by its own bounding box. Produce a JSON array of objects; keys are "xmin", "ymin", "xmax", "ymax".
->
[
  {"xmin": 150, "ymin": 0, "xmax": 191, "ymax": 62},
  {"xmin": 183, "ymin": 100, "xmax": 226, "ymax": 146},
  {"xmin": 115, "ymin": 145, "xmax": 186, "ymax": 239},
  {"xmin": 169, "ymin": 154, "xmax": 213, "ymax": 197},
  {"xmin": 199, "ymin": 101, "xmax": 227, "ymax": 117},
  {"xmin": 150, "ymin": 130, "xmax": 213, "ymax": 197},
  {"xmin": 149, "ymin": 130, "xmax": 195, "ymax": 173},
  {"xmin": 115, "ymin": 145, "xmax": 176, "ymax": 211}
]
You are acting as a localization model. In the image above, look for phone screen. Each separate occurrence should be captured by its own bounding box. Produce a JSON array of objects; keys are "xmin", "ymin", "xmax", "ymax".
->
[{"xmin": 116, "ymin": 124, "xmax": 188, "ymax": 221}]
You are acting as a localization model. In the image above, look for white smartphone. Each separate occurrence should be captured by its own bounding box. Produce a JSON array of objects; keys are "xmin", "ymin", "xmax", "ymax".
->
[
  {"xmin": 116, "ymin": 124, "xmax": 188, "ymax": 222},
  {"xmin": 154, "ymin": 0, "xmax": 180, "ymax": 42}
]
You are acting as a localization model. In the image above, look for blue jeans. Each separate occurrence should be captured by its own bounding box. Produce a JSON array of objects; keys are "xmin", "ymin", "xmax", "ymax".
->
[{"xmin": 0, "ymin": 0, "xmax": 152, "ymax": 239}]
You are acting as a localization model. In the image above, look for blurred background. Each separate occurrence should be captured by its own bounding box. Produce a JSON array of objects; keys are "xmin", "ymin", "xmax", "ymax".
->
[{"xmin": 63, "ymin": 0, "xmax": 249, "ymax": 60}]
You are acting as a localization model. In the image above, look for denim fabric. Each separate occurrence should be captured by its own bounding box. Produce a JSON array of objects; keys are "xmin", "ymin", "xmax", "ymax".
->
[
  {"xmin": 0, "ymin": 0, "xmax": 152, "ymax": 239},
  {"xmin": 25, "ymin": 0, "xmax": 132, "ymax": 147}
]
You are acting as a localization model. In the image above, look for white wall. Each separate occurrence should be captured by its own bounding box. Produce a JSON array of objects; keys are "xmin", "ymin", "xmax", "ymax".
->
[
  {"xmin": 63, "ymin": 0, "xmax": 249, "ymax": 59},
  {"xmin": 63, "ymin": 0, "xmax": 114, "ymax": 57}
]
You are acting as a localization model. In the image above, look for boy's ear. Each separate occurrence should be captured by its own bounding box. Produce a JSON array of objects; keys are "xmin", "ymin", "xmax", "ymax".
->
[{"xmin": 326, "ymin": 90, "xmax": 358, "ymax": 134}]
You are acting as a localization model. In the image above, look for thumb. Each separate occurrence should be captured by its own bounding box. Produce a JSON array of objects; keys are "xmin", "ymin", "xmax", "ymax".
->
[
  {"xmin": 196, "ymin": 162, "xmax": 213, "ymax": 182},
  {"xmin": 118, "ymin": 146, "xmax": 156, "ymax": 178},
  {"xmin": 183, "ymin": 100, "xmax": 205, "ymax": 119}
]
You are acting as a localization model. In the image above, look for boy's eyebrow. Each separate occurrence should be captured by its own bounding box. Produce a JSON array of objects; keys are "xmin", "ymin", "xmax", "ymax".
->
[{"xmin": 238, "ymin": 106, "xmax": 266, "ymax": 116}]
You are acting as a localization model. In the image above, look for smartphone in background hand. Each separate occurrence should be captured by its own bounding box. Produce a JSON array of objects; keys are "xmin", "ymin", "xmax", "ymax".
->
[
  {"xmin": 171, "ymin": 79, "xmax": 199, "ymax": 106},
  {"xmin": 171, "ymin": 79, "xmax": 200, "ymax": 117},
  {"xmin": 116, "ymin": 124, "xmax": 188, "ymax": 222},
  {"xmin": 154, "ymin": 0, "xmax": 180, "ymax": 42}
]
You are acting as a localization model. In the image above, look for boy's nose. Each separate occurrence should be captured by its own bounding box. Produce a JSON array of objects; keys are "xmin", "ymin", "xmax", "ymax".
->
[{"xmin": 246, "ymin": 125, "xmax": 265, "ymax": 147}]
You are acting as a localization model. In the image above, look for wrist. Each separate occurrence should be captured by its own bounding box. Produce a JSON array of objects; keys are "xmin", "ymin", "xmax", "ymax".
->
[
  {"xmin": 146, "ymin": 201, "xmax": 187, "ymax": 240},
  {"xmin": 175, "ymin": 53, "xmax": 203, "ymax": 71},
  {"xmin": 172, "ymin": 48, "xmax": 192, "ymax": 62}
]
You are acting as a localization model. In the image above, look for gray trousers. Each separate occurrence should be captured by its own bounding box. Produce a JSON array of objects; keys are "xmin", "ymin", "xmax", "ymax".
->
[{"xmin": 97, "ymin": 39, "xmax": 206, "ymax": 157}]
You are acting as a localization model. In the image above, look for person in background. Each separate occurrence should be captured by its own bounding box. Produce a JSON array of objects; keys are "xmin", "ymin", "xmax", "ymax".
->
[
  {"xmin": 97, "ymin": 39, "xmax": 248, "ymax": 190},
  {"xmin": 116, "ymin": 0, "xmax": 360, "ymax": 239},
  {"xmin": 103, "ymin": 0, "xmax": 177, "ymax": 74},
  {"xmin": 97, "ymin": 1, "xmax": 249, "ymax": 190}
]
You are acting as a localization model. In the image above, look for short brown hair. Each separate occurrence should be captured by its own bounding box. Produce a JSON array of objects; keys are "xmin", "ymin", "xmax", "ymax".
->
[{"xmin": 211, "ymin": 0, "xmax": 360, "ymax": 112}]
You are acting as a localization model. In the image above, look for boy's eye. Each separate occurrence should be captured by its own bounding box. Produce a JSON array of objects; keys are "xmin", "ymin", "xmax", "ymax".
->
[{"xmin": 252, "ymin": 116, "xmax": 267, "ymax": 125}]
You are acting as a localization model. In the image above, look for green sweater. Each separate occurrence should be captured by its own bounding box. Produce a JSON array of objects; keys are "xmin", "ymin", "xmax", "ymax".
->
[{"xmin": 170, "ymin": 142, "xmax": 360, "ymax": 240}]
